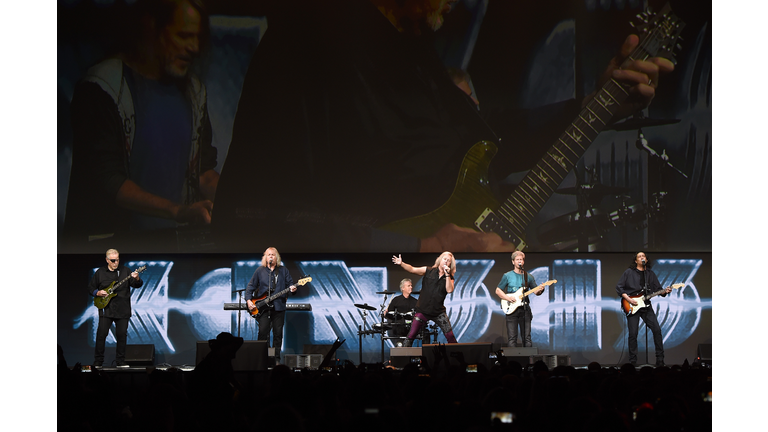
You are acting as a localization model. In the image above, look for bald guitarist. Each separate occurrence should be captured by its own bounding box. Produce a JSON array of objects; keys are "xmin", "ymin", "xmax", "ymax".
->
[
  {"xmin": 496, "ymin": 251, "xmax": 544, "ymax": 348},
  {"xmin": 616, "ymin": 251, "xmax": 672, "ymax": 367},
  {"xmin": 89, "ymin": 248, "xmax": 143, "ymax": 368}
]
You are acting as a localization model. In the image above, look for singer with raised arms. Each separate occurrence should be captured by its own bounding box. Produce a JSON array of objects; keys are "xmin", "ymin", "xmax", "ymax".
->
[
  {"xmin": 495, "ymin": 251, "xmax": 543, "ymax": 348},
  {"xmin": 616, "ymin": 251, "xmax": 672, "ymax": 367},
  {"xmin": 246, "ymin": 247, "xmax": 297, "ymax": 364},
  {"xmin": 392, "ymin": 252, "xmax": 458, "ymax": 347}
]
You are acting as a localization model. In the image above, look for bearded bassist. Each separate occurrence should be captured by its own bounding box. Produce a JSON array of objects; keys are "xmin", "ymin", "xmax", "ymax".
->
[
  {"xmin": 616, "ymin": 252, "xmax": 672, "ymax": 367},
  {"xmin": 245, "ymin": 247, "xmax": 297, "ymax": 364},
  {"xmin": 88, "ymin": 248, "xmax": 143, "ymax": 368}
]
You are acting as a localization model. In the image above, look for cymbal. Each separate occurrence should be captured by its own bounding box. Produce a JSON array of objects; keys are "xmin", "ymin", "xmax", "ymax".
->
[
  {"xmin": 375, "ymin": 291, "xmax": 398, "ymax": 295},
  {"xmin": 556, "ymin": 184, "xmax": 629, "ymax": 197},
  {"xmin": 604, "ymin": 118, "xmax": 680, "ymax": 131},
  {"xmin": 354, "ymin": 303, "xmax": 377, "ymax": 311}
]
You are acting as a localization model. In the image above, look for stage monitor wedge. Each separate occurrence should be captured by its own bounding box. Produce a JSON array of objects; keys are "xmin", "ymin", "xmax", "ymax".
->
[{"xmin": 196, "ymin": 340, "xmax": 269, "ymax": 371}]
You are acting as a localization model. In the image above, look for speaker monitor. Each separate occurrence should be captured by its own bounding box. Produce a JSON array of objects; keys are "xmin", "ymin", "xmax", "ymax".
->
[
  {"xmin": 422, "ymin": 342, "xmax": 493, "ymax": 368},
  {"xmin": 126, "ymin": 344, "xmax": 155, "ymax": 366},
  {"xmin": 697, "ymin": 343, "xmax": 712, "ymax": 361},
  {"xmin": 196, "ymin": 340, "xmax": 269, "ymax": 371},
  {"xmin": 531, "ymin": 354, "xmax": 571, "ymax": 368}
]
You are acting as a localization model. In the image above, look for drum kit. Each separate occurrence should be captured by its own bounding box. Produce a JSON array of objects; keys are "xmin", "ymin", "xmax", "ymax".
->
[
  {"xmin": 353, "ymin": 290, "xmax": 438, "ymax": 363},
  {"xmin": 536, "ymin": 115, "xmax": 688, "ymax": 252}
]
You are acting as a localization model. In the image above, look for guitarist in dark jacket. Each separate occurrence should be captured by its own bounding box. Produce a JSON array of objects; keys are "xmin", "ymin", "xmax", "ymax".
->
[
  {"xmin": 616, "ymin": 251, "xmax": 672, "ymax": 367},
  {"xmin": 246, "ymin": 247, "xmax": 297, "ymax": 364},
  {"xmin": 88, "ymin": 248, "xmax": 143, "ymax": 368}
]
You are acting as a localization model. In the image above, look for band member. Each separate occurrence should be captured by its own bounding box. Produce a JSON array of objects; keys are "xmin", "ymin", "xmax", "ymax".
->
[
  {"xmin": 616, "ymin": 251, "xmax": 672, "ymax": 366},
  {"xmin": 89, "ymin": 249, "xmax": 143, "ymax": 368},
  {"xmin": 495, "ymin": 251, "xmax": 544, "ymax": 347},
  {"xmin": 245, "ymin": 247, "xmax": 297, "ymax": 363},
  {"xmin": 384, "ymin": 278, "xmax": 418, "ymax": 338},
  {"xmin": 392, "ymin": 252, "xmax": 458, "ymax": 346}
]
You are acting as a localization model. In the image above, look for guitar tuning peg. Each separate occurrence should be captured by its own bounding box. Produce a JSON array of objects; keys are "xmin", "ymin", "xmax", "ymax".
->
[{"xmin": 676, "ymin": 44, "xmax": 683, "ymax": 51}]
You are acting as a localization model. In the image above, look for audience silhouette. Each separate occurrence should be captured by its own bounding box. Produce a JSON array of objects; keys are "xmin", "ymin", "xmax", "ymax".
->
[{"xmin": 58, "ymin": 343, "xmax": 712, "ymax": 431}]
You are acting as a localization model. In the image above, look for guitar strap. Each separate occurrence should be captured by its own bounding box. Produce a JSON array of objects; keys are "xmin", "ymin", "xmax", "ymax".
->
[{"xmin": 521, "ymin": 269, "xmax": 529, "ymax": 306}]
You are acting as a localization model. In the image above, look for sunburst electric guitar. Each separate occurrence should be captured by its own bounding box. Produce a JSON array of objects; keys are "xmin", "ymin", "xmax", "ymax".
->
[
  {"xmin": 621, "ymin": 283, "xmax": 684, "ymax": 316},
  {"xmin": 93, "ymin": 265, "xmax": 147, "ymax": 309},
  {"xmin": 500, "ymin": 280, "xmax": 557, "ymax": 314},
  {"xmin": 249, "ymin": 276, "xmax": 312, "ymax": 318},
  {"xmin": 379, "ymin": 5, "xmax": 684, "ymax": 250}
]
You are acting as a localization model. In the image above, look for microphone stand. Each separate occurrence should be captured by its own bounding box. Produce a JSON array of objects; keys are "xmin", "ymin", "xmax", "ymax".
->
[
  {"xmin": 521, "ymin": 266, "xmax": 529, "ymax": 349},
  {"xmin": 379, "ymin": 294, "xmax": 388, "ymax": 364},
  {"xmin": 641, "ymin": 261, "xmax": 649, "ymax": 365},
  {"xmin": 232, "ymin": 288, "xmax": 246, "ymax": 337}
]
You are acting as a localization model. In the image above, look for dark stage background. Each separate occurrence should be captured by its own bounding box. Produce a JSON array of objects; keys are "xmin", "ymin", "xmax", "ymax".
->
[{"xmin": 58, "ymin": 251, "xmax": 712, "ymax": 366}]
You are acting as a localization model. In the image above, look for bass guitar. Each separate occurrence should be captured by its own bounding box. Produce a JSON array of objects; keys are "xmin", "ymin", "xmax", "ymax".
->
[
  {"xmin": 500, "ymin": 280, "xmax": 557, "ymax": 314},
  {"xmin": 379, "ymin": 4, "xmax": 684, "ymax": 250},
  {"xmin": 93, "ymin": 265, "xmax": 147, "ymax": 309},
  {"xmin": 249, "ymin": 276, "xmax": 312, "ymax": 318},
  {"xmin": 620, "ymin": 283, "xmax": 684, "ymax": 316}
]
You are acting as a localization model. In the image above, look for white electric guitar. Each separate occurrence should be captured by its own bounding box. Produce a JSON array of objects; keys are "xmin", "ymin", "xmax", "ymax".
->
[{"xmin": 500, "ymin": 280, "xmax": 557, "ymax": 314}]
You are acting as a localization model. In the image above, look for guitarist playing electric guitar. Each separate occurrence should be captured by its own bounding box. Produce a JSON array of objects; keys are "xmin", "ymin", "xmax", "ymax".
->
[
  {"xmin": 88, "ymin": 248, "xmax": 143, "ymax": 368},
  {"xmin": 616, "ymin": 252, "xmax": 672, "ymax": 367},
  {"xmin": 495, "ymin": 251, "xmax": 544, "ymax": 348},
  {"xmin": 245, "ymin": 247, "xmax": 299, "ymax": 364}
]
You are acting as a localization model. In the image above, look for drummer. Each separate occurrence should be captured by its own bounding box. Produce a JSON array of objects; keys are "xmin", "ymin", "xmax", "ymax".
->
[{"xmin": 384, "ymin": 278, "xmax": 418, "ymax": 337}]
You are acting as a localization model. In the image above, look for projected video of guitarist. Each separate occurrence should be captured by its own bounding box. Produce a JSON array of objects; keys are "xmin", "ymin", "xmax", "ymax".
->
[
  {"xmin": 245, "ymin": 247, "xmax": 299, "ymax": 363},
  {"xmin": 616, "ymin": 251, "xmax": 674, "ymax": 367},
  {"xmin": 211, "ymin": 0, "xmax": 678, "ymax": 254}
]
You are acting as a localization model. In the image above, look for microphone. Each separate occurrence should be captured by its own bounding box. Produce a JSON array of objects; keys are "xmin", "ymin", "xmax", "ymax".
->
[
  {"xmin": 641, "ymin": 259, "xmax": 646, "ymax": 265},
  {"xmin": 635, "ymin": 131, "xmax": 688, "ymax": 178},
  {"xmin": 517, "ymin": 263, "xmax": 524, "ymax": 269}
]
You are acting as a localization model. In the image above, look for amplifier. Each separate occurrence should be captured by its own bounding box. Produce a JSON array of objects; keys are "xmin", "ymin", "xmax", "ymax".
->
[{"xmin": 284, "ymin": 354, "xmax": 323, "ymax": 370}]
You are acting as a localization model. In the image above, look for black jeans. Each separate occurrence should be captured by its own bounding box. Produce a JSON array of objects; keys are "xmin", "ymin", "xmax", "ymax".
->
[
  {"xmin": 626, "ymin": 304, "xmax": 665, "ymax": 363},
  {"xmin": 505, "ymin": 305, "xmax": 533, "ymax": 347},
  {"xmin": 257, "ymin": 310, "xmax": 286, "ymax": 360},
  {"xmin": 95, "ymin": 316, "xmax": 129, "ymax": 364}
]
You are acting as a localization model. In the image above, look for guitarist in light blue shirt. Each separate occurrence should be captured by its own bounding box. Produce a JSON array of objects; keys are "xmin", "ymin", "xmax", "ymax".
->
[{"xmin": 496, "ymin": 252, "xmax": 543, "ymax": 348}]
